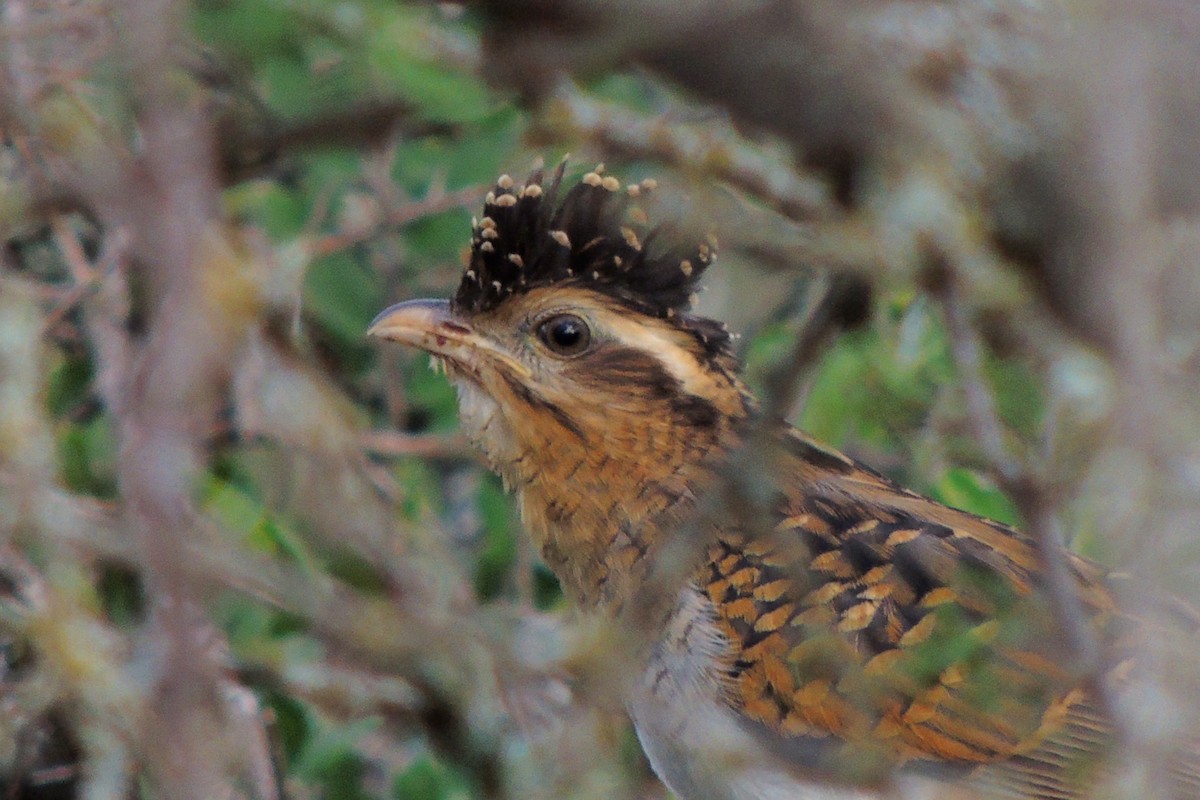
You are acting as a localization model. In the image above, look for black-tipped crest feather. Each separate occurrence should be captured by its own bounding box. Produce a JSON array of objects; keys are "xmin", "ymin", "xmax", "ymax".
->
[{"xmin": 454, "ymin": 162, "xmax": 727, "ymax": 352}]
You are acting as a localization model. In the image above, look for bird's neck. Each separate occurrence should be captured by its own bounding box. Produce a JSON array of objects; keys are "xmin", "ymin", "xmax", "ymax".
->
[
  {"xmin": 514, "ymin": 428, "xmax": 728, "ymax": 608},
  {"xmin": 482, "ymin": 401, "xmax": 740, "ymax": 608}
]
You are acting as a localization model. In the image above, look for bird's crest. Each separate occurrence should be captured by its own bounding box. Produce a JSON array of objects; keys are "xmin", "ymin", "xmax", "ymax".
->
[{"xmin": 454, "ymin": 161, "xmax": 721, "ymax": 335}]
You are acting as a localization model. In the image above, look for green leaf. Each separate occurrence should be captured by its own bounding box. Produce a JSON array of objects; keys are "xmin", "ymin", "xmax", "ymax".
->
[
  {"xmin": 393, "ymin": 754, "xmax": 471, "ymax": 800},
  {"xmin": 741, "ymin": 320, "xmax": 795, "ymax": 398},
  {"xmin": 300, "ymin": 149, "xmax": 364, "ymax": 194},
  {"xmin": 56, "ymin": 415, "xmax": 117, "ymax": 498},
  {"xmin": 931, "ymin": 468, "xmax": 1021, "ymax": 527},
  {"xmin": 403, "ymin": 211, "xmax": 471, "ymax": 265},
  {"xmin": 797, "ymin": 332, "xmax": 873, "ymax": 447},
  {"xmin": 201, "ymin": 477, "xmax": 319, "ymax": 569},
  {"xmin": 985, "ymin": 357, "xmax": 1044, "ymax": 438},
  {"xmin": 533, "ymin": 562, "xmax": 564, "ymax": 611},
  {"xmin": 327, "ymin": 551, "xmax": 388, "ymax": 595},
  {"xmin": 586, "ymin": 73, "xmax": 661, "ymax": 112},
  {"xmin": 96, "ymin": 564, "xmax": 145, "ymax": 626},
  {"xmin": 262, "ymin": 689, "xmax": 312, "ymax": 766},
  {"xmin": 366, "ymin": 20, "xmax": 493, "ymax": 124},
  {"xmin": 226, "ymin": 182, "xmax": 310, "ymax": 239},
  {"xmin": 403, "ymin": 358, "xmax": 460, "ymax": 434},
  {"xmin": 304, "ymin": 252, "xmax": 382, "ymax": 344},
  {"xmin": 218, "ymin": 596, "xmax": 278, "ymax": 650},
  {"xmin": 474, "ymin": 475, "xmax": 517, "ymax": 601},
  {"xmin": 391, "ymin": 109, "xmax": 525, "ymax": 191},
  {"xmin": 392, "ymin": 457, "xmax": 442, "ymax": 521},
  {"xmin": 192, "ymin": 0, "xmax": 300, "ymax": 57},
  {"xmin": 296, "ymin": 715, "xmax": 383, "ymax": 800},
  {"xmin": 256, "ymin": 52, "xmax": 321, "ymax": 117},
  {"xmin": 45, "ymin": 351, "xmax": 93, "ymax": 417}
]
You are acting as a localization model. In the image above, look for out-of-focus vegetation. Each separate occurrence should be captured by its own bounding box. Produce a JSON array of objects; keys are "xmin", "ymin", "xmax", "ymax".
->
[{"xmin": 3, "ymin": 1, "xmax": 1200, "ymax": 799}]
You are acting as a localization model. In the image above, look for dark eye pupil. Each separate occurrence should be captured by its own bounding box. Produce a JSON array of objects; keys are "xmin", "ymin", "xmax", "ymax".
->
[
  {"xmin": 538, "ymin": 314, "xmax": 591, "ymax": 354},
  {"xmin": 552, "ymin": 320, "xmax": 582, "ymax": 346}
]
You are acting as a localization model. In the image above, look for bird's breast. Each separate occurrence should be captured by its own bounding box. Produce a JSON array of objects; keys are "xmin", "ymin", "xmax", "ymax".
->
[{"xmin": 629, "ymin": 586, "xmax": 880, "ymax": 800}]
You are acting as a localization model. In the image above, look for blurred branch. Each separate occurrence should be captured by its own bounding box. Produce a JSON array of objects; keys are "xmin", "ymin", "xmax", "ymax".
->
[
  {"xmin": 4, "ymin": 0, "xmax": 284, "ymax": 794},
  {"xmin": 213, "ymin": 97, "xmax": 460, "ymax": 185},
  {"xmin": 44, "ymin": 218, "xmax": 131, "ymax": 338},
  {"xmin": 0, "ymin": 274, "xmax": 138, "ymax": 800},
  {"xmin": 10, "ymin": 462, "xmax": 517, "ymax": 797},
  {"xmin": 362, "ymin": 430, "xmax": 470, "ymax": 459},
  {"xmin": 476, "ymin": 0, "xmax": 915, "ymax": 162},
  {"xmin": 5, "ymin": 473, "xmax": 451, "ymax": 800},
  {"xmin": 756, "ymin": 274, "xmax": 872, "ymax": 423},
  {"xmin": 312, "ymin": 182, "xmax": 487, "ymax": 258},
  {"xmin": 536, "ymin": 86, "xmax": 831, "ymax": 220},
  {"xmin": 475, "ymin": 0, "xmax": 1058, "ymax": 305}
]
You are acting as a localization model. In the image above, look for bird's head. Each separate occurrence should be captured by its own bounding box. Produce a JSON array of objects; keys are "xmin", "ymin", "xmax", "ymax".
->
[{"xmin": 369, "ymin": 162, "xmax": 751, "ymax": 600}]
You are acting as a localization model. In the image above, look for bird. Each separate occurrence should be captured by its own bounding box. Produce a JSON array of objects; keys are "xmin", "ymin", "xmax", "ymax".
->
[{"xmin": 367, "ymin": 162, "xmax": 1200, "ymax": 799}]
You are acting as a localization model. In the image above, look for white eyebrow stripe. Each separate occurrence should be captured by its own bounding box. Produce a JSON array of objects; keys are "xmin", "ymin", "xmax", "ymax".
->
[{"xmin": 602, "ymin": 315, "xmax": 717, "ymax": 398}]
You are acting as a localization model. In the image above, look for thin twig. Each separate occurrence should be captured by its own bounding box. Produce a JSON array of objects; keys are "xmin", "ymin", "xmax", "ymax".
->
[
  {"xmin": 757, "ymin": 273, "xmax": 871, "ymax": 423},
  {"xmin": 361, "ymin": 430, "xmax": 470, "ymax": 459},
  {"xmin": 312, "ymin": 183, "xmax": 486, "ymax": 258},
  {"xmin": 45, "ymin": 220, "xmax": 132, "ymax": 335}
]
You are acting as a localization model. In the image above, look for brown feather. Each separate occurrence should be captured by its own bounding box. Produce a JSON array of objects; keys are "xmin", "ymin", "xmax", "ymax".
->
[{"xmin": 696, "ymin": 428, "xmax": 1198, "ymax": 797}]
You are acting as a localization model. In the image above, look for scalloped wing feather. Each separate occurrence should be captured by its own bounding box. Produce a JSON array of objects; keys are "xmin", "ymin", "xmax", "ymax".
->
[{"xmin": 701, "ymin": 428, "xmax": 1199, "ymax": 797}]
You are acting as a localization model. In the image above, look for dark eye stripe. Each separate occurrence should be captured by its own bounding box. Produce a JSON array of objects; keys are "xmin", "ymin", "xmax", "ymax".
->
[{"xmin": 571, "ymin": 344, "xmax": 720, "ymax": 429}]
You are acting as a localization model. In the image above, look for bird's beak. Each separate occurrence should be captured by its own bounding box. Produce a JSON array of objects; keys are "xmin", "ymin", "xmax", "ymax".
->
[{"xmin": 367, "ymin": 298, "xmax": 531, "ymax": 378}]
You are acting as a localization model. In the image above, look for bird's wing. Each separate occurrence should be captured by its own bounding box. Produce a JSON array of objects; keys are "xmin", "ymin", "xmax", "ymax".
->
[
  {"xmin": 698, "ymin": 428, "xmax": 1138, "ymax": 796},
  {"xmin": 966, "ymin": 698, "xmax": 1200, "ymax": 799},
  {"xmin": 968, "ymin": 586, "xmax": 1200, "ymax": 799}
]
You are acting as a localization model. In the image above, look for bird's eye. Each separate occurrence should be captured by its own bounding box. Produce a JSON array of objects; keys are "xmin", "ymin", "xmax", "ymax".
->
[{"xmin": 536, "ymin": 314, "xmax": 591, "ymax": 356}]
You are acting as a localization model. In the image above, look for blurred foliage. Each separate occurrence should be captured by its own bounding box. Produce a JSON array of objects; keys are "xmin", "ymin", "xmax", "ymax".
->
[{"xmin": 0, "ymin": 1, "xmax": 1059, "ymax": 798}]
